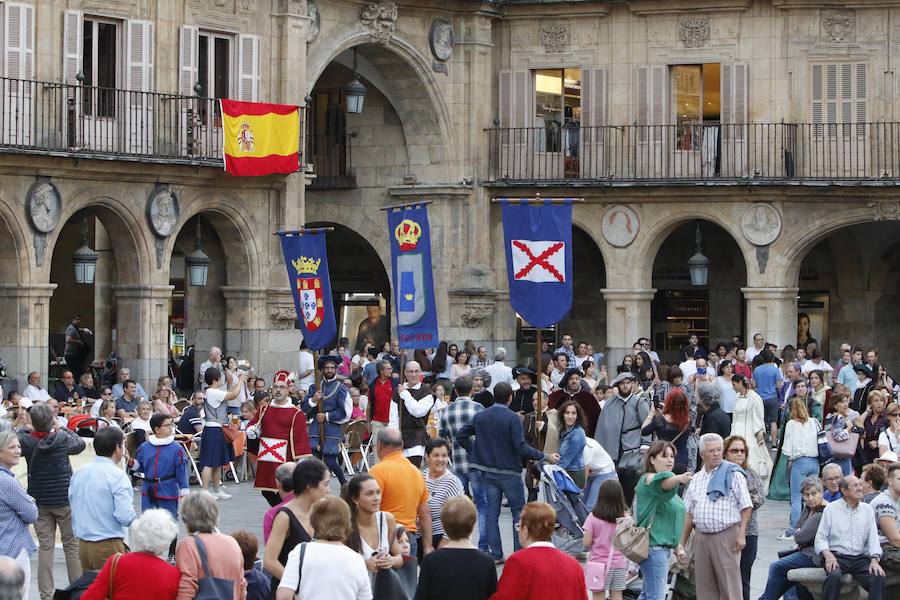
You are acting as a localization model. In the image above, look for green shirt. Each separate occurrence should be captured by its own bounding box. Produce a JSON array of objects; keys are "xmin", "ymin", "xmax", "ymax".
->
[{"xmin": 635, "ymin": 471, "xmax": 685, "ymax": 549}]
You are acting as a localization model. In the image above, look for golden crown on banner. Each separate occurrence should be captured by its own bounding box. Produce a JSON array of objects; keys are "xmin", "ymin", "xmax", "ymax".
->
[
  {"xmin": 292, "ymin": 256, "xmax": 321, "ymax": 275},
  {"xmin": 394, "ymin": 219, "xmax": 422, "ymax": 251}
]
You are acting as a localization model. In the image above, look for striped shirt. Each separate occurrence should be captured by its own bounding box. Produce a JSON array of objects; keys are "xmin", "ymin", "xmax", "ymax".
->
[
  {"xmin": 683, "ymin": 463, "xmax": 752, "ymax": 534},
  {"xmin": 424, "ymin": 469, "xmax": 465, "ymax": 537},
  {"xmin": 0, "ymin": 465, "xmax": 38, "ymax": 558}
]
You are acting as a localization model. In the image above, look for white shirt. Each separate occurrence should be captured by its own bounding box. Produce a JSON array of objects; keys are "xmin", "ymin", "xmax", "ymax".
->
[
  {"xmin": 199, "ymin": 360, "xmax": 226, "ymax": 391},
  {"xmin": 815, "ymin": 498, "xmax": 882, "ymax": 559},
  {"xmin": 801, "ymin": 360, "xmax": 834, "ymax": 374},
  {"xmin": 388, "ymin": 382, "xmax": 435, "ymax": 458},
  {"xmin": 204, "ymin": 388, "xmax": 227, "ymax": 428},
  {"xmin": 24, "ymin": 384, "xmax": 51, "ymax": 402},
  {"xmin": 746, "ymin": 346, "xmax": 764, "ymax": 363},
  {"xmin": 678, "ymin": 359, "xmax": 698, "ymax": 381},
  {"xmin": 297, "ymin": 351, "xmax": 315, "ymax": 392},
  {"xmin": 279, "ymin": 542, "xmax": 372, "ymax": 600},
  {"xmin": 90, "ymin": 399, "xmax": 104, "ymax": 417},
  {"xmin": 783, "ymin": 418, "xmax": 820, "ymax": 459},
  {"xmin": 484, "ymin": 361, "xmax": 514, "ymax": 393},
  {"xmin": 879, "ymin": 429, "xmax": 900, "ymax": 453}
]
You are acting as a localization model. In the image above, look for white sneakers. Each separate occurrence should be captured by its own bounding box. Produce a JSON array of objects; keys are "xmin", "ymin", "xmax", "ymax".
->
[{"xmin": 210, "ymin": 488, "xmax": 232, "ymax": 500}]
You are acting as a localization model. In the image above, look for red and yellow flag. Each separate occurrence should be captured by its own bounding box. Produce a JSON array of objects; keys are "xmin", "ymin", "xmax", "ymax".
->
[{"xmin": 221, "ymin": 99, "xmax": 300, "ymax": 176}]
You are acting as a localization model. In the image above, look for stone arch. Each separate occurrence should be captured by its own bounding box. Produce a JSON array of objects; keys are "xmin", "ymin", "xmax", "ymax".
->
[
  {"xmin": 305, "ymin": 204, "xmax": 391, "ymax": 280},
  {"xmin": 0, "ymin": 195, "xmax": 31, "ymax": 285},
  {"xmin": 307, "ymin": 31, "xmax": 457, "ymax": 181},
  {"xmin": 572, "ymin": 213, "xmax": 612, "ymax": 268}
]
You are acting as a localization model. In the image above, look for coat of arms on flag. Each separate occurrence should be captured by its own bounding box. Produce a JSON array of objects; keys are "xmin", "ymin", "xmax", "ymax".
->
[
  {"xmin": 511, "ymin": 240, "xmax": 566, "ymax": 283},
  {"xmin": 277, "ymin": 230, "xmax": 337, "ymax": 351},
  {"xmin": 292, "ymin": 256, "xmax": 324, "ymax": 330}
]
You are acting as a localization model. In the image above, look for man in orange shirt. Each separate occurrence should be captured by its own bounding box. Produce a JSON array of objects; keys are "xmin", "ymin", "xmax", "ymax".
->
[{"xmin": 369, "ymin": 427, "xmax": 433, "ymax": 558}]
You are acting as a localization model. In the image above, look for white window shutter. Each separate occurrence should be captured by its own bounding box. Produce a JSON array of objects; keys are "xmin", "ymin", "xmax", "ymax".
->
[
  {"xmin": 499, "ymin": 70, "xmax": 511, "ymax": 127},
  {"xmin": 721, "ymin": 63, "xmax": 748, "ymax": 140},
  {"xmin": 581, "ymin": 68, "xmax": 607, "ymax": 129},
  {"xmin": 63, "ymin": 10, "xmax": 83, "ymax": 85},
  {"xmin": 856, "ymin": 62, "xmax": 867, "ymax": 135},
  {"xmin": 238, "ymin": 34, "xmax": 260, "ymax": 101},
  {"xmin": 650, "ymin": 65, "xmax": 666, "ymax": 127},
  {"xmin": 637, "ymin": 65, "xmax": 666, "ymax": 141},
  {"xmin": 179, "ymin": 25, "xmax": 198, "ymax": 96},
  {"xmin": 5, "ymin": 3, "xmax": 33, "ymax": 80},
  {"xmin": 512, "ymin": 70, "xmax": 530, "ymax": 128},
  {"xmin": 127, "ymin": 20, "xmax": 154, "ymax": 92}
]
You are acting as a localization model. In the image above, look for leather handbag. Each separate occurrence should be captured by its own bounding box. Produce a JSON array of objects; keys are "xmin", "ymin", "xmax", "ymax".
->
[
  {"xmin": 221, "ymin": 423, "xmax": 240, "ymax": 444},
  {"xmin": 106, "ymin": 553, "xmax": 121, "ymax": 600},
  {"xmin": 612, "ymin": 497, "xmax": 658, "ymax": 563},
  {"xmin": 193, "ymin": 534, "xmax": 236, "ymax": 599},
  {"xmin": 825, "ymin": 428, "xmax": 860, "ymax": 459}
]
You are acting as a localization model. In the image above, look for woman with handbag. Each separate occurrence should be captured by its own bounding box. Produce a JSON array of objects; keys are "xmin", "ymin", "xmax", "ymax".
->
[
  {"xmin": 199, "ymin": 367, "xmax": 247, "ymax": 499},
  {"xmin": 632, "ymin": 441, "xmax": 691, "ymax": 600},
  {"xmin": 582, "ymin": 480, "xmax": 628, "ymax": 600},
  {"xmin": 824, "ymin": 392, "xmax": 860, "ymax": 475},
  {"xmin": 781, "ymin": 396, "xmax": 821, "ymax": 538}
]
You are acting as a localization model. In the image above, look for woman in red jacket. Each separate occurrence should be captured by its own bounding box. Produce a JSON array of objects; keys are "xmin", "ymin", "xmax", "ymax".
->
[
  {"xmin": 82, "ymin": 509, "xmax": 180, "ymax": 600},
  {"xmin": 491, "ymin": 502, "xmax": 587, "ymax": 600}
]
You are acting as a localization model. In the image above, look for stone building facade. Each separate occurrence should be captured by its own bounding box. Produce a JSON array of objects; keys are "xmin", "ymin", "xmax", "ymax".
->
[{"xmin": 3, "ymin": 0, "xmax": 900, "ymax": 392}]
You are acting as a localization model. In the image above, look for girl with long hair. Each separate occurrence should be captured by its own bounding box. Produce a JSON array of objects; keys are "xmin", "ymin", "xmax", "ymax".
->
[
  {"xmin": 342, "ymin": 474, "xmax": 402, "ymax": 579},
  {"xmin": 781, "ymin": 397, "xmax": 820, "ymax": 536},
  {"xmin": 582, "ymin": 480, "xmax": 628, "ymax": 600},
  {"xmin": 557, "ymin": 401, "xmax": 588, "ymax": 487}
]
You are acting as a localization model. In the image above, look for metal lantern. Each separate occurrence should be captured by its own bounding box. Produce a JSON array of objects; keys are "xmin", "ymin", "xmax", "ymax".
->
[
  {"xmin": 343, "ymin": 48, "xmax": 367, "ymax": 114},
  {"xmin": 687, "ymin": 222, "xmax": 710, "ymax": 287},
  {"xmin": 184, "ymin": 219, "xmax": 210, "ymax": 287},
  {"xmin": 72, "ymin": 216, "xmax": 99, "ymax": 284}
]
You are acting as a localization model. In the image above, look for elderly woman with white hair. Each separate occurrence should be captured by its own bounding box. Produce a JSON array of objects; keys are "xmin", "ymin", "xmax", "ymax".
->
[{"xmin": 81, "ymin": 509, "xmax": 181, "ymax": 599}]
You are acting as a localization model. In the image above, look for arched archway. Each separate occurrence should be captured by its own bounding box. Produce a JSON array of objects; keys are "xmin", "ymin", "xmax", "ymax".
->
[
  {"xmin": 307, "ymin": 221, "xmax": 392, "ymax": 352},
  {"xmin": 557, "ymin": 225, "xmax": 607, "ymax": 353},
  {"xmin": 0, "ymin": 201, "xmax": 34, "ymax": 387},
  {"xmin": 650, "ymin": 220, "xmax": 748, "ymax": 363}
]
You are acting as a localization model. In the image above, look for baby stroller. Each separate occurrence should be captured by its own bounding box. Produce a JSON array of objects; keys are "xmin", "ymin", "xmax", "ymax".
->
[{"xmin": 539, "ymin": 463, "xmax": 589, "ymax": 554}]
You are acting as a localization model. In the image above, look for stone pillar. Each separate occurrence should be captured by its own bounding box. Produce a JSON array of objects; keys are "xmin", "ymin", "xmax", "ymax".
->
[
  {"xmin": 0, "ymin": 283, "xmax": 56, "ymax": 391},
  {"xmin": 221, "ymin": 286, "xmax": 272, "ymax": 375},
  {"xmin": 601, "ymin": 288, "xmax": 655, "ymax": 368},
  {"xmin": 112, "ymin": 285, "xmax": 173, "ymax": 393},
  {"xmin": 742, "ymin": 287, "xmax": 798, "ymax": 350},
  {"xmin": 93, "ymin": 220, "xmax": 114, "ymax": 360}
]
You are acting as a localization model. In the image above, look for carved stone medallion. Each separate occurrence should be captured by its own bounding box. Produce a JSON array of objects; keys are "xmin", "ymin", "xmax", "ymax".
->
[
  {"xmin": 270, "ymin": 305, "xmax": 299, "ymax": 329},
  {"xmin": 540, "ymin": 24, "xmax": 569, "ymax": 53},
  {"xmin": 361, "ymin": 1, "xmax": 397, "ymax": 45},
  {"xmin": 147, "ymin": 187, "xmax": 180, "ymax": 238},
  {"xmin": 822, "ymin": 10, "xmax": 855, "ymax": 44},
  {"xmin": 26, "ymin": 180, "xmax": 61, "ymax": 234},
  {"xmin": 679, "ymin": 17, "xmax": 710, "ymax": 48},
  {"xmin": 429, "ymin": 19, "xmax": 454, "ymax": 62},
  {"xmin": 601, "ymin": 205, "xmax": 640, "ymax": 248},
  {"xmin": 868, "ymin": 200, "xmax": 900, "ymax": 221},
  {"xmin": 741, "ymin": 204, "xmax": 782, "ymax": 246},
  {"xmin": 307, "ymin": 1, "xmax": 320, "ymax": 42},
  {"xmin": 460, "ymin": 304, "xmax": 493, "ymax": 328}
]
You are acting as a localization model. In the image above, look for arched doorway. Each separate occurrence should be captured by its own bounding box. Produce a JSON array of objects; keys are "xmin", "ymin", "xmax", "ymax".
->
[
  {"xmin": 557, "ymin": 225, "xmax": 606, "ymax": 353},
  {"xmin": 651, "ymin": 220, "xmax": 748, "ymax": 363},
  {"xmin": 0, "ymin": 206, "xmax": 30, "ymax": 387},
  {"xmin": 797, "ymin": 221, "xmax": 900, "ymax": 372},
  {"xmin": 306, "ymin": 221, "xmax": 391, "ymax": 353}
]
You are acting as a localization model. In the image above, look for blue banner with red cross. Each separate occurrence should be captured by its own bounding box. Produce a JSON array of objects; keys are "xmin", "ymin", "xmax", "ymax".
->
[
  {"xmin": 388, "ymin": 204, "xmax": 439, "ymax": 349},
  {"xmin": 277, "ymin": 230, "xmax": 337, "ymax": 351},
  {"xmin": 500, "ymin": 198, "xmax": 574, "ymax": 328}
]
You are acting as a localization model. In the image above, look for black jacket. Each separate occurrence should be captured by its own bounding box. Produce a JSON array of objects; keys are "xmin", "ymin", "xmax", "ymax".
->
[
  {"xmin": 699, "ymin": 401, "xmax": 732, "ymax": 440},
  {"xmin": 18, "ymin": 428, "xmax": 86, "ymax": 508}
]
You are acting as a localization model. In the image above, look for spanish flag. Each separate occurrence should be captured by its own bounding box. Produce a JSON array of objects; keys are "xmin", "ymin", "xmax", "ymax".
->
[{"xmin": 221, "ymin": 99, "xmax": 300, "ymax": 176}]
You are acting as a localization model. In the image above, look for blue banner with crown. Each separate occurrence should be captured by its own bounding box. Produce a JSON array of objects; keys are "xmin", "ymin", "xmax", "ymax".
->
[
  {"xmin": 277, "ymin": 230, "xmax": 337, "ymax": 351},
  {"xmin": 388, "ymin": 205, "xmax": 438, "ymax": 349}
]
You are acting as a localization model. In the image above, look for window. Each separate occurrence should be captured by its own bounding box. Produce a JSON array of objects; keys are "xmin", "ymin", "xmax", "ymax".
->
[
  {"xmin": 671, "ymin": 64, "xmax": 720, "ymax": 149},
  {"xmin": 197, "ymin": 32, "xmax": 231, "ymax": 120},
  {"xmin": 533, "ymin": 68, "xmax": 581, "ymax": 152},
  {"xmin": 82, "ymin": 18, "xmax": 118, "ymax": 117},
  {"xmin": 811, "ymin": 62, "xmax": 867, "ymax": 137}
]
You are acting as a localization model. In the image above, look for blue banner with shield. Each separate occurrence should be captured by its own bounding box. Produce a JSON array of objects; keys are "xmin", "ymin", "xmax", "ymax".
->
[
  {"xmin": 277, "ymin": 229, "xmax": 337, "ymax": 351},
  {"xmin": 500, "ymin": 198, "xmax": 574, "ymax": 328},
  {"xmin": 388, "ymin": 205, "xmax": 439, "ymax": 349}
]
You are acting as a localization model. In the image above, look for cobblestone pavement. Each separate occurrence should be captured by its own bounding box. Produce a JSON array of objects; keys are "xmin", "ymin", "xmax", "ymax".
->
[{"xmin": 32, "ymin": 476, "xmax": 793, "ymax": 598}]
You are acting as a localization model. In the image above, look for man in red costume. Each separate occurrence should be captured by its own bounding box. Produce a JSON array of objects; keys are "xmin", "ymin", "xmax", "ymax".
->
[{"xmin": 247, "ymin": 369, "xmax": 311, "ymax": 506}]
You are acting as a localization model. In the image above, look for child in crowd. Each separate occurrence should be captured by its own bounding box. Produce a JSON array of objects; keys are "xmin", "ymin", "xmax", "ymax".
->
[
  {"xmin": 582, "ymin": 479, "xmax": 628, "ymax": 600},
  {"xmin": 396, "ymin": 525, "xmax": 412, "ymax": 557},
  {"xmin": 231, "ymin": 529, "xmax": 270, "ymax": 600},
  {"xmin": 239, "ymin": 401, "xmax": 256, "ymax": 430}
]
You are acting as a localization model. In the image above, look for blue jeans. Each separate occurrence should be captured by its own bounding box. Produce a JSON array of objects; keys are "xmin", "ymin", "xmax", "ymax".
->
[
  {"xmin": 638, "ymin": 546, "xmax": 671, "ymax": 600},
  {"xmin": 789, "ymin": 457, "xmax": 821, "ymax": 530},
  {"xmin": 758, "ymin": 551, "xmax": 816, "ymax": 600},
  {"xmin": 834, "ymin": 456, "xmax": 853, "ymax": 476},
  {"xmin": 408, "ymin": 532, "xmax": 418, "ymax": 559},
  {"xmin": 582, "ymin": 471, "xmax": 618, "ymax": 511},
  {"xmin": 481, "ymin": 471, "xmax": 526, "ymax": 559},
  {"xmin": 457, "ymin": 470, "xmax": 490, "ymax": 553}
]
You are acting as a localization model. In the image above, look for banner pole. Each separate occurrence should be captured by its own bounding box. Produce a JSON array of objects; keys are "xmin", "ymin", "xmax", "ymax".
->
[
  {"xmin": 313, "ymin": 350, "xmax": 325, "ymax": 452},
  {"xmin": 535, "ymin": 328, "xmax": 544, "ymax": 450}
]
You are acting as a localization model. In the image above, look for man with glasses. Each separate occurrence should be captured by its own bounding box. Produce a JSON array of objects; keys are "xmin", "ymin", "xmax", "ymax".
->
[
  {"xmin": 89, "ymin": 388, "xmax": 114, "ymax": 417},
  {"xmin": 247, "ymin": 370, "xmax": 311, "ymax": 506},
  {"xmin": 822, "ymin": 463, "xmax": 844, "ymax": 502},
  {"xmin": 638, "ymin": 337, "xmax": 661, "ymax": 365},
  {"xmin": 746, "ymin": 333, "xmax": 766, "ymax": 363}
]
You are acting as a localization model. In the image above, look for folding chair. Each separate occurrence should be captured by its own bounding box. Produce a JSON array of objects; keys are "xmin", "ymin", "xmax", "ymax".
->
[
  {"xmin": 174, "ymin": 428, "xmax": 203, "ymax": 484},
  {"xmin": 343, "ymin": 420, "xmax": 370, "ymax": 473}
]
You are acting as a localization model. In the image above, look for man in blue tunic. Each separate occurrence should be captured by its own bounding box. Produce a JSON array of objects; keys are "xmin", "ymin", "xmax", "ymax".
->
[{"xmin": 302, "ymin": 355, "xmax": 351, "ymax": 484}]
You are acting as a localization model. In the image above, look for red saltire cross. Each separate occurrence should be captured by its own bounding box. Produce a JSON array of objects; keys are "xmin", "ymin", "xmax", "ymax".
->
[
  {"xmin": 512, "ymin": 240, "xmax": 565, "ymax": 282},
  {"xmin": 258, "ymin": 438, "xmax": 288, "ymax": 462}
]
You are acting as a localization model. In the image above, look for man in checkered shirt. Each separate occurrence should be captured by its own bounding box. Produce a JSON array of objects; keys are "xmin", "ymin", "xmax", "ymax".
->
[
  {"xmin": 677, "ymin": 432, "xmax": 752, "ymax": 599},
  {"xmin": 439, "ymin": 375, "xmax": 487, "ymax": 551}
]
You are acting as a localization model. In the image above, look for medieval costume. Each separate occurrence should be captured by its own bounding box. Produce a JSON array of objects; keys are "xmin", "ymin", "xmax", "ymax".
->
[
  {"xmin": 548, "ymin": 368, "xmax": 602, "ymax": 435},
  {"xmin": 512, "ymin": 366, "xmax": 542, "ymax": 502},
  {"xmin": 302, "ymin": 356, "xmax": 352, "ymax": 484},
  {"xmin": 388, "ymin": 378, "xmax": 435, "ymax": 468},
  {"xmin": 247, "ymin": 370, "xmax": 312, "ymax": 494},
  {"xmin": 132, "ymin": 434, "xmax": 189, "ymax": 518}
]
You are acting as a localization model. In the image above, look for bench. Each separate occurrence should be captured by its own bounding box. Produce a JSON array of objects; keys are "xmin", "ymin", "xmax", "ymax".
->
[{"xmin": 787, "ymin": 568, "xmax": 900, "ymax": 599}]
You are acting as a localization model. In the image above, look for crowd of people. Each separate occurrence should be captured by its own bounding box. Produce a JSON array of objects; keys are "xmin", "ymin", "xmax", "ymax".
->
[{"xmin": 1, "ymin": 332, "xmax": 900, "ymax": 600}]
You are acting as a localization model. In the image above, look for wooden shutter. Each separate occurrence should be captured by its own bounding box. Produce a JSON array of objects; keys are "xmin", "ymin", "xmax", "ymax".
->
[
  {"xmin": 63, "ymin": 10, "xmax": 83, "ymax": 85},
  {"xmin": 5, "ymin": 3, "xmax": 33, "ymax": 80},
  {"xmin": 721, "ymin": 63, "xmax": 748, "ymax": 140},
  {"xmin": 636, "ymin": 65, "xmax": 666, "ymax": 140},
  {"xmin": 238, "ymin": 34, "xmax": 260, "ymax": 101},
  {"xmin": 498, "ymin": 70, "xmax": 530, "ymax": 128},
  {"xmin": 127, "ymin": 20, "xmax": 154, "ymax": 92},
  {"xmin": 179, "ymin": 25, "xmax": 198, "ymax": 96},
  {"xmin": 811, "ymin": 62, "xmax": 867, "ymax": 135},
  {"xmin": 581, "ymin": 68, "xmax": 607, "ymax": 129}
]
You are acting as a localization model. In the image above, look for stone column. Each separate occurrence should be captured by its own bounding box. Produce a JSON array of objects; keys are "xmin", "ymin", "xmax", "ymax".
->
[
  {"xmin": 601, "ymin": 288, "xmax": 656, "ymax": 368},
  {"xmin": 93, "ymin": 220, "xmax": 114, "ymax": 360},
  {"xmin": 742, "ymin": 287, "xmax": 798, "ymax": 350},
  {"xmin": 112, "ymin": 285, "xmax": 173, "ymax": 393},
  {"xmin": 0, "ymin": 283, "xmax": 56, "ymax": 391},
  {"xmin": 220, "ymin": 286, "xmax": 273, "ymax": 376}
]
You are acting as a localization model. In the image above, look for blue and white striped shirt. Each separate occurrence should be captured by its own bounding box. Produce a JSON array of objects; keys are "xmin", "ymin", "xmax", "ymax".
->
[{"xmin": 0, "ymin": 465, "xmax": 38, "ymax": 558}]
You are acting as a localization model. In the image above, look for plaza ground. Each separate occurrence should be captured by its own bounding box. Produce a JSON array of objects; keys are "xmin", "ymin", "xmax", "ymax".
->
[{"xmin": 32, "ymin": 475, "xmax": 792, "ymax": 599}]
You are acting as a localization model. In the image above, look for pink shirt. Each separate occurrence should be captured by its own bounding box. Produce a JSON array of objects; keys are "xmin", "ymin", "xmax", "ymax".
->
[
  {"xmin": 583, "ymin": 514, "xmax": 627, "ymax": 569},
  {"xmin": 263, "ymin": 493, "xmax": 293, "ymax": 543}
]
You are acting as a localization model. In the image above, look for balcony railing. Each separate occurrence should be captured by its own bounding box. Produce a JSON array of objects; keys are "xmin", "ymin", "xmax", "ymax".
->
[
  {"xmin": 486, "ymin": 122, "xmax": 900, "ymax": 185},
  {"xmin": 305, "ymin": 133, "xmax": 356, "ymax": 190},
  {"xmin": 0, "ymin": 76, "xmax": 305, "ymax": 167}
]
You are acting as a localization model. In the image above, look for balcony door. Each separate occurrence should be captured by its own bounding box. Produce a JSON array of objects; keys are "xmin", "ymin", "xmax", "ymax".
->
[{"xmin": 671, "ymin": 63, "xmax": 720, "ymax": 177}]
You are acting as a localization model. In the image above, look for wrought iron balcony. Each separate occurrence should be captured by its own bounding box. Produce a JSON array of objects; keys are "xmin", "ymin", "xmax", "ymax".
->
[
  {"xmin": 0, "ymin": 76, "xmax": 305, "ymax": 168},
  {"xmin": 485, "ymin": 122, "xmax": 900, "ymax": 185},
  {"xmin": 305, "ymin": 133, "xmax": 356, "ymax": 190}
]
